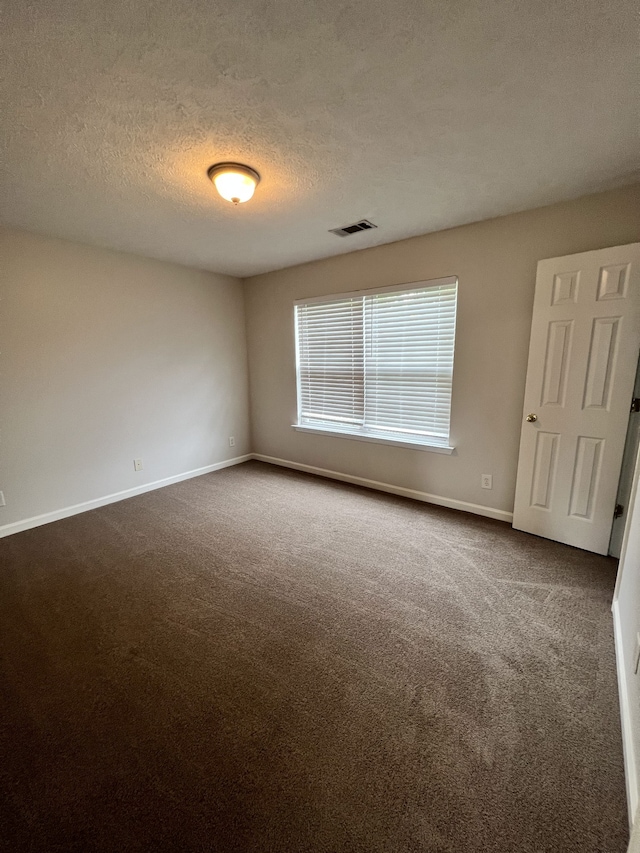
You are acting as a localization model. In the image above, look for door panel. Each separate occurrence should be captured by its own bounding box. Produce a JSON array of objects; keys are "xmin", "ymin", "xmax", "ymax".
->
[
  {"xmin": 541, "ymin": 321, "xmax": 572, "ymax": 406},
  {"xmin": 568, "ymin": 436, "xmax": 603, "ymax": 519},
  {"xmin": 583, "ymin": 317, "xmax": 619, "ymax": 409},
  {"xmin": 530, "ymin": 431, "xmax": 559, "ymax": 509},
  {"xmin": 513, "ymin": 243, "xmax": 640, "ymax": 554}
]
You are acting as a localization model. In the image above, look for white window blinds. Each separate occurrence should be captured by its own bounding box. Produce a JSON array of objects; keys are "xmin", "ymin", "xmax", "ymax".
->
[{"xmin": 295, "ymin": 277, "xmax": 457, "ymax": 448}]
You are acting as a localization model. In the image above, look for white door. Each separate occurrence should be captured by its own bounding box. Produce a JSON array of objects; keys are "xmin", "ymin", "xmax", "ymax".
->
[{"xmin": 513, "ymin": 243, "xmax": 640, "ymax": 555}]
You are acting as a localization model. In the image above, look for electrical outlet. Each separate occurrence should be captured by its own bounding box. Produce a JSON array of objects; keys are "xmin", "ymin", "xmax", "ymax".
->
[
  {"xmin": 481, "ymin": 474, "xmax": 493, "ymax": 490},
  {"xmin": 134, "ymin": 458, "xmax": 143, "ymax": 472},
  {"xmin": 0, "ymin": 491, "xmax": 5, "ymax": 507},
  {"xmin": 229, "ymin": 436, "xmax": 236, "ymax": 447}
]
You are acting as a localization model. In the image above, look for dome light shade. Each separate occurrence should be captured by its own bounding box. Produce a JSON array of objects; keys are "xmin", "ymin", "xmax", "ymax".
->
[{"xmin": 208, "ymin": 162, "xmax": 260, "ymax": 204}]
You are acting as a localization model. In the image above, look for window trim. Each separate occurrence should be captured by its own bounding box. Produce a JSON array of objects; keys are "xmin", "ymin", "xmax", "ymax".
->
[
  {"xmin": 293, "ymin": 275, "xmax": 457, "ymax": 307},
  {"xmin": 291, "ymin": 423, "xmax": 455, "ymax": 454},
  {"xmin": 293, "ymin": 275, "xmax": 458, "ymax": 451}
]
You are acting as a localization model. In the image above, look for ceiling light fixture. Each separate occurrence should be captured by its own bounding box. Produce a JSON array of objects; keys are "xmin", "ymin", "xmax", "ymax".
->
[{"xmin": 208, "ymin": 162, "xmax": 260, "ymax": 205}]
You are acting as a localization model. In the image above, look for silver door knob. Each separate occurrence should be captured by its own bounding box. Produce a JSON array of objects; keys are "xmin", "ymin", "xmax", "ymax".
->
[{"xmin": 526, "ymin": 413, "xmax": 538, "ymax": 423}]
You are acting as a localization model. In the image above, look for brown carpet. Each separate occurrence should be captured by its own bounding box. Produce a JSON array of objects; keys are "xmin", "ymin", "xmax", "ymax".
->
[{"xmin": 0, "ymin": 460, "xmax": 628, "ymax": 852}]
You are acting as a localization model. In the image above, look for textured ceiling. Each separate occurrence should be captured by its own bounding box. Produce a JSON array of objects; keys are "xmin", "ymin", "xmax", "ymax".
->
[{"xmin": 1, "ymin": 0, "xmax": 638, "ymax": 277}]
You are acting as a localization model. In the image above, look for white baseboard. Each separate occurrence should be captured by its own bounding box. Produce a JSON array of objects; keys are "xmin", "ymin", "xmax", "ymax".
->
[
  {"xmin": 613, "ymin": 600, "xmax": 638, "ymax": 829},
  {"xmin": 251, "ymin": 453, "xmax": 513, "ymax": 523},
  {"xmin": 0, "ymin": 455, "xmax": 252, "ymax": 539},
  {"xmin": 0, "ymin": 451, "xmax": 512, "ymax": 536}
]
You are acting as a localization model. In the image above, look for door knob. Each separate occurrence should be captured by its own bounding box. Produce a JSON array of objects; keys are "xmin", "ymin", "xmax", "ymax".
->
[{"xmin": 526, "ymin": 413, "xmax": 538, "ymax": 423}]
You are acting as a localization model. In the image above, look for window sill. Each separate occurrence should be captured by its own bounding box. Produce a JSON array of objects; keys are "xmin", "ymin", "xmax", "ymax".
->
[{"xmin": 291, "ymin": 425, "xmax": 455, "ymax": 454}]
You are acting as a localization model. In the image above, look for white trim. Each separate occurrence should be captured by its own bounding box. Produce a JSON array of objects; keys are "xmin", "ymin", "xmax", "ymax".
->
[
  {"xmin": 252, "ymin": 453, "xmax": 513, "ymax": 522},
  {"xmin": 613, "ymin": 442, "xmax": 640, "ymax": 606},
  {"xmin": 292, "ymin": 424, "xmax": 455, "ymax": 454},
  {"xmin": 293, "ymin": 275, "xmax": 458, "ymax": 306},
  {"xmin": 0, "ymin": 455, "xmax": 252, "ymax": 539},
  {"xmin": 613, "ymin": 599, "xmax": 639, "ymax": 827}
]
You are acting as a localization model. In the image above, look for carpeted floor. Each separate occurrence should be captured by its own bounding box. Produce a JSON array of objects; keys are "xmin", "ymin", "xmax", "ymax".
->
[{"xmin": 0, "ymin": 460, "xmax": 628, "ymax": 852}]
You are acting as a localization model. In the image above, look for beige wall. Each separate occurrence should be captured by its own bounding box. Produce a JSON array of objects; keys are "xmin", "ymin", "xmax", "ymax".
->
[
  {"xmin": 0, "ymin": 227, "xmax": 249, "ymax": 530},
  {"xmin": 2, "ymin": 185, "xmax": 639, "ymax": 532},
  {"xmin": 244, "ymin": 184, "xmax": 640, "ymax": 517}
]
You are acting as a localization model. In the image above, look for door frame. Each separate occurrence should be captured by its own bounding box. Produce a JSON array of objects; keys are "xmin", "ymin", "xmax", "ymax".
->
[{"xmin": 613, "ymin": 439, "xmax": 640, "ymax": 829}]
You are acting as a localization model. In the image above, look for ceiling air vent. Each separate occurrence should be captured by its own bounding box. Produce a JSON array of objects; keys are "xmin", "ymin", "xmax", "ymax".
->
[{"xmin": 329, "ymin": 219, "xmax": 378, "ymax": 238}]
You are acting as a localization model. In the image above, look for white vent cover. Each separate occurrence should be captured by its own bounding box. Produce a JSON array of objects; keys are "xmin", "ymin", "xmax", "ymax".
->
[{"xmin": 329, "ymin": 220, "xmax": 378, "ymax": 237}]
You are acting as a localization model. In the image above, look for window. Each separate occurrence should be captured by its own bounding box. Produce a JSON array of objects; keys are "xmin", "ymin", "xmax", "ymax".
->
[{"xmin": 294, "ymin": 276, "xmax": 457, "ymax": 452}]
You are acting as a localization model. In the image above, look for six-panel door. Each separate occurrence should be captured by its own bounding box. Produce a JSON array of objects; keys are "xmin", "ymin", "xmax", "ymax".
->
[{"xmin": 513, "ymin": 244, "xmax": 640, "ymax": 554}]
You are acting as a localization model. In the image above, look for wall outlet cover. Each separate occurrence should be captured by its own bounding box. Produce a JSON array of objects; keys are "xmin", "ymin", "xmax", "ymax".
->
[
  {"xmin": 134, "ymin": 458, "xmax": 143, "ymax": 472},
  {"xmin": 481, "ymin": 474, "xmax": 493, "ymax": 489},
  {"xmin": 0, "ymin": 491, "xmax": 5, "ymax": 507}
]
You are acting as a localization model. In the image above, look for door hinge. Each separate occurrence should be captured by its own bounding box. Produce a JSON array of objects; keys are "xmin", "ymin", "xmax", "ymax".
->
[
  {"xmin": 631, "ymin": 398, "xmax": 640, "ymax": 413},
  {"xmin": 614, "ymin": 504, "xmax": 624, "ymax": 519}
]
